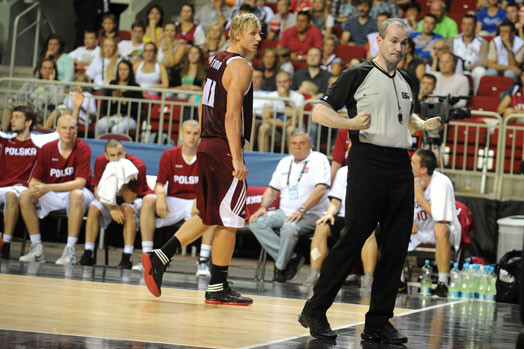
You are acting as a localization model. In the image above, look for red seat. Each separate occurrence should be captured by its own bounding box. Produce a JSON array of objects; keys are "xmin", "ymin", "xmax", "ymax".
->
[
  {"xmin": 335, "ymin": 44, "xmax": 366, "ymax": 65},
  {"xmin": 292, "ymin": 60, "xmax": 308, "ymax": 71},
  {"xmin": 258, "ymin": 39, "xmax": 278, "ymax": 54},
  {"xmin": 449, "ymin": 0, "xmax": 476, "ymax": 15},
  {"xmin": 476, "ymin": 76, "xmax": 514, "ymax": 98},
  {"xmin": 245, "ymin": 186, "xmax": 280, "ymax": 222},
  {"xmin": 149, "ymin": 98, "xmax": 185, "ymax": 143},
  {"xmin": 469, "ymin": 96, "xmax": 500, "ymax": 112}
]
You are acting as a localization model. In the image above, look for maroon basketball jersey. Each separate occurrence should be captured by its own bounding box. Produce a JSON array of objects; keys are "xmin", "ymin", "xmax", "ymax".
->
[
  {"xmin": 0, "ymin": 137, "xmax": 39, "ymax": 187},
  {"xmin": 156, "ymin": 145, "xmax": 199, "ymax": 199},
  {"xmin": 200, "ymin": 51, "xmax": 253, "ymax": 147}
]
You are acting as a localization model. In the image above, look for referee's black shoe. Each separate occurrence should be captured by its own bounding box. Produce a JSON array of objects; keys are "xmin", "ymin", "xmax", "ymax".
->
[
  {"xmin": 361, "ymin": 322, "xmax": 408, "ymax": 344},
  {"xmin": 298, "ymin": 310, "xmax": 337, "ymax": 340},
  {"xmin": 142, "ymin": 250, "xmax": 169, "ymax": 297},
  {"xmin": 205, "ymin": 282, "xmax": 253, "ymax": 305}
]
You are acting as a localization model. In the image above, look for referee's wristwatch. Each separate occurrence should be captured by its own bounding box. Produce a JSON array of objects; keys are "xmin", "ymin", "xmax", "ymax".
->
[{"xmin": 298, "ymin": 206, "xmax": 306, "ymax": 213}]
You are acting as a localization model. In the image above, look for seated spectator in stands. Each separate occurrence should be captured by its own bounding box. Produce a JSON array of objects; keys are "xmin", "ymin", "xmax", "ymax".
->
[
  {"xmin": 69, "ymin": 30, "xmax": 100, "ymax": 69},
  {"xmin": 253, "ymin": 69, "xmax": 271, "ymax": 117},
  {"xmin": 267, "ymin": 0, "xmax": 297, "ymax": 41},
  {"xmin": 432, "ymin": 52, "xmax": 469, "ymax": 108},
  {"xmin": 258, "ymin": 0, "xmax": 275, "ymax": 20},
  {"xmin": 298, "ymin": 80, "xmax": 319, "ymax": 98},
  {"xmin": 487, "ymin": 21, "xmax": 524, "ymax": 82},
  {"xmin": 497, "ymin": 67, "xmax": 524, "ymax": 122},
  {"xmin": 79, "ymin": 139, "xmax": 152, "ymax": 269},
  {"xmin": 170, "ymin": 45, "xmax": 207, "ymax": 95},
  {"xmin": 195, "ymin": 0, "xmax": 232, "ymax": 34},
  {"xmin": 133, "ymin": 42, "xmax": 169, "ymax": 99},
  {"xmin": 98, "ymin": 13, "xmax": 121, "ymax": 45},
  {"xmin": 416, "ymin": 0, "xmax": 458, "ymax": 40},
  {"xmin": 118, "ymin": 20, "xmax": 146, "ymax": 64},
  {"xmin": 513, "ymin": 4, "xmax": 524, "ymax": 40},
  {"xmin": 321, "ymin": 35, "xmax": 344, "ymax": 77},
  {"xmin": 203, "ymin": 22, "xmax": 227, "ymax": 65},
  {"xmin": 476, "ymin": 0, "xmax": 506, "ymax": 36},
  {"xmin": 258, "ymin": 71, "xmax": 305, "ymax": 151},
  {"xmin": 19, "ymin": 114, "xmax": 94, "ymax": 264},
  {"xmin": 341, "ymin": 0, "xmax": 377, "ymax": 46},
  {"xmin": 156, "ymin": 22, "xmax": 185, "ymax": 72},
  {"xmin": 304, "ymin": 164, "xmax": 348, "ymax": 286},
  {"xmin": 330, "ymin": 129, "xmax": 349, "ymax": 183},
  {"xmin": 366, "ymin": 12, "xmax": 390, "ymax": 59},
  {"xmin": 292, "ymin": 47, "xmax": 332, "ymax": 93},
  {"xmin": 411, "ymin": 14, "xmax": 443, "ymax": 62},
  {"xmin": 177, "ymin": 2, "xmax": 206, "ymax": 47},
  {"xmin": 45, "ymin": 73, "xmax": 97, "ymax": 128},
  {"xmin": 0, "ymin": 106, "xmax": 58, "ymax": 260},
  {"xmin": 2, "ymin": 58, "xmax": 64, "ymax": 130},
  {"xmin": 39, "ymin": 34, "xmax": 74, "ymax": 82},
  {"xmin": 311, "ymin": 0, "xmax": 335, "ymax": 36},
  {"xmin": 260, "ymin": 48, "xmax": 279, "ymax": 91},
  {"xmin": 277, "ymin": 47, "xmax": 295, "ymax": 76},
  {"xmin": 397, "ymin": 37, "xmax": 424, "ymax": 95},
  {"xmin": 231, "ymin": 0, "xmax": 269, "ymax": 29},
  {"xmin": 402, "ymin": 1, "xmax": 420, "ymax": 32},
  {"xmin": 429, "ymin": 39, "xmax": 464, "ymax": 74},
  {"xmin": 449, "ymin": 14, "xmax": 488, "ymax": 94},
  {"xmin": 414, "ymin": 73, "xmax": 437, "ymax": 114},
  {"xmin": 86, "ymin": 37, "xmax": 120, "ymax": 89},
  {"xmin": 249, "ymin": 128, "xmax": 330, "ymax": 282},
  {"xmin": 369, "ymin": 0, "xmax": 399, "ymax": 19},
  {"xmin": 331, "ymin": 0, "xmax": 358, "ymax": 26},
  {"xmin": 144, "ymin": 4, "xmax": 164, "ymax": 44},
  {"xmin": 506, "ymin": 3, "xmax": 519, "ymax": 27},
  {"xmin": 97, "ymin": 60, "xmax": 142, "ymax": 136},
  {"xmin": 278, "ymin": 11, "xmax": 323, "ymax": 62}
]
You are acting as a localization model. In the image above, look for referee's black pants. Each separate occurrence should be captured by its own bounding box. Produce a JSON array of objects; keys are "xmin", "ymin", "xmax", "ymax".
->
[{"xmin": 303, "ymin": 142, "xmax": 414, "ymax": 330}]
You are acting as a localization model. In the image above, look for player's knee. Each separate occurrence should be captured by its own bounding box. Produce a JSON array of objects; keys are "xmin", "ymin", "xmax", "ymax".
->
[
  {"xmin": 434, "ymin": 223, "xmax": 450, "ymax": 242},
  {"xmin": 121, "ymin": 205, "xmax": 135, "ymax": 218},
  {"xmin": 69, "ymin": 190, "xmax": 84, "ymax": 205},
  {"xmin": 4, "ymin": 191, "xmax": 19, "ymax": 206},
  {"xmin": 281, "ymin": 223, "xmax": 299, "ymax": 238},
  {"xmin": 19, "ymin": 190, "xmax": 33, "ymax": 205},
  {"xmin": 87, "ymin": 204, "xmax": 101, "ymax": 217},
  {"xmin": 314, "ymin": 224, "xmax": 331, "ymax": 240},
  {"xmin": 142, "ymin": 194, "xmax": 156, "ymax": 209}
]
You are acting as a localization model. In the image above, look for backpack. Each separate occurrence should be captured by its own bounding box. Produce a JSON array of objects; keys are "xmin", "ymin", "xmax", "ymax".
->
[{"xmin": 495, "ymin": 250, "xmax": 522, "ymax": 304}]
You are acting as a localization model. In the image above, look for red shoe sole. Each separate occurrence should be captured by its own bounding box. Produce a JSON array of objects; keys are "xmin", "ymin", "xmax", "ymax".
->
[
  {"xmin": 204, "ymin": 299, "xmax": 253, "ymax": 306},
  {"xmin": 142, "ymin": 253, "xmax": 161, "ymax": 297}
]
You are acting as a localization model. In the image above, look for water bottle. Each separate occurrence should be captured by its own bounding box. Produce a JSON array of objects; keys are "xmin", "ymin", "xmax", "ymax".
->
[
  {"xmin": 420, "ymin": 259, "xmax": 432, "ymax": 296},
  {"xmin": 448, "ymin": 262, "xmax": 461, "ymax": 299},
  {"xmin": 471, "ymin": 265, "xmax": 480, "ymax": 299},
  {"xmin": 478, "ymin": 265, "xmax": 490, "ymax": 300},
  {"xmin": 485, "ymin": 266, "xmax": 497, "ymax": 302},
  {"xmin": 460, "ymin": 263, "xmax": 472, "ymax": 299}
]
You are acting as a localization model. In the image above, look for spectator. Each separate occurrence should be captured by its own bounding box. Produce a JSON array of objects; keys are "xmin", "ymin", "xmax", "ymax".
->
[
  {"xmin": 507, "ymin": 3, "xmax": 519, "ymax": 28},
  {"xmin": 203, "ymin": 22, "xmax": 227, "ymax": 65},
  {"xmin": 298, "ymin": 80, "xmax": 319, "ymax": 97},
  {"xmin": 429, "ymin": 39, "xmax": 464, "ymax": 75},
  {"xmin": 69, "ymin": 30, "xmax": 100, "ymax": 69},
  {"xmin": 331, "ymin": 0, "xmax": 358, "ymax": 26},
  {"xmin": 292, "ymin": 47, "xmax": 332, "ymax": 93},
  {"xmin": 176, "ymin": 2, "xmax": 206, "ymax": 47},
  {"xmin": 330, "ymin": 129, "xmax": 350, "ymax": 183},
  {"xmin": 348, "ymin": 57, "xmax": 362, "ymax": 67},
  {"xmin": 97, "ymin": 60, "xmax": 142, "ymax": 136},
  {"xmin": 432, "ymin": 52, "xmax": 469, "ymax": 108},
  {"xmin": 514, "ymin": 4, "xmax": 524, "ymax": 40},
  {"xmin": 366, "ymin": 12, "xmax": 390, "ymax": 59},
  {"xmin": 258, "ymin": 71, "xmax": 305, "ymax": 151},
  {"xmin": 2, "ymin": 58, "xmax": 64, "ymax": 130},
  {"xmin": 414, "ymin": 73, "xmax": 437, "ymax": 114},
  {"xmin": 449, "ymin": 14, "xmax": 488, "ymax": 94},
  {"xmin": 118, "ymin": 20, "xmax": 146, "ymax": 63},
  {"xmin": 133, "ymin": 42, "xmax": 169, "ymax": 99},
  {"xmin": 497, "ymin": 67, "xmax": 524, "ymax": 122},
  {"xmin": 253, "ymin": 69, "xmax": 271, "ymax": 116},
  {"xmin": 291, "ymin": 0, "xmax": 313, "ymax": 13},
  {"xmin": 39, "ymin": 34, "xmax": 74, "ymax": 82},
  {"xmin": 311, "ymin": 0, "xmax": 335, "ymax": 36},
  {"xmin": 157, "ymin": 22, "xmax": 186, "ymax": 69},
  {"xmin": 411, "ymin": 13, "xmax": 444, "ymax": 62},
  {"xmin": 170, "ymin": 45, "xmax": 207, "ymax": 94},
  {"xmin": 487, "ymin": 21, "xmax": 524, "ymax": 82},
  {"xmin": 260, "ymin": 48, "xmax": 279, "ymax": 91},
  {"xmin": 194, "ymin": 0, "xmax": 232, "ymax": 33},
  {"xmin": 230, "ymin": 0, "xmax": 269, "ymax": 30},
  {"xmin": 397, "ymin": 37, "xmax": 425, "ymax": 95},
  {"xmin": 86, "ymin": 37, "xmax": 121, "ymax": 88},
  {"xmin": 19, "ymin": 114, "xmax": 94, "ymax": 264},
  {"xmin": 278, "ymin": 11, "xmax": 323, "ymax": 62},
  {"xmin": 321, "ymin": 35, "xmax": 344, "ymax": 77},
  {"xmin": 341, "ymin": 0, "xmax": 377, "ymax": 46},
  {"xmin": 402, "ymin": 2, "xmax": 420, "ymax": 32},
  {"xmin": 369, "ymin": 0, "xmax": 399, "ymax": 19},
  {"xmin": 98, "ymin": 13, "xmax": 121, "ymax": 45},
  {"xmin": 476, "ymin": 0, "xmax": 506, "ymax": 36},
  {"xmin": 277, "ymin": 46, "xmax": 295, "ymax": 76},
  {"xmin": 249, "ymin": 128, "xmax": 330, "ymax": 282},
  {"xmin": 257, "ymin": 0, "xmax": 275, "ymax": 23},
  {"xmin": 416, "ymin": 0, "xmax": 458, "ymax": 39},
  {"xmin": 79, "ymin": 139, "xmax": 152, "ymax": 269},
  {"xmin": 144, "ymin": 4, "xmax": 164, "ymax": 44},
  {"xmin": 267, "ymin": 0, "xmax": 297, "ymax": 41}
]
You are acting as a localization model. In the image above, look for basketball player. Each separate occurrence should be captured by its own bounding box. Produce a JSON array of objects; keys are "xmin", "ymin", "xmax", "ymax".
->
[
  {"xmin": 141, "ymin": 13, "xmax": 261, "ymax": 305},
  {"xmin": 19, "ymin": 114, "xmax": 94, "ymax": 264}
]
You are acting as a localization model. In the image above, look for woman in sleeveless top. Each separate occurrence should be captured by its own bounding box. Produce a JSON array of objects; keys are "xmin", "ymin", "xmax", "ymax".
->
[
  {"xmin": 321, "ymin": 35, "xmax": 344, "ymax": 77},
  {"xmin": 203, "ymin": 22, "xmax": 227, "ymax": 65},
  {"xmin": 260, "ymin": 48, "xmax": 279, "ymax": 92},
  {"xmin": 134, "ymin": 42, "xmax": 169, "ymax": 99},
  {"xmin": 144, "ymin": 4, "xmax": 164, "ymax": 44},
  {"xmin": 176, "ymin": 2, "xmax": 206, "ymax": 47},
  {"xmin": 157, "ymin": 22, "xmax": 185, "ymax": 70}
]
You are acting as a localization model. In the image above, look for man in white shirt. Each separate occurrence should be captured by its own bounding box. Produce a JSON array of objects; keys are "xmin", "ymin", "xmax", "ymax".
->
[
  {"xmin": 69, "ymin": 30, "xmax": 100, "ymax": 68},
  {"xmin": 118, "ymin": 20, "xmax": 146, "ymax": 63},
  {"xmin": 267, "ymin": 0, "xmax": 297, "ymax": 41},
  {"xmin": 249, "ymin": 129, "xmax": 330, "ymax": 282},
  {"xmin": 487, "ymin": 20, "xmax": 524, "ymax": 82},
  {"xmin": 431, "ymin": 52, "xmax": 469, "ymax": 108}
]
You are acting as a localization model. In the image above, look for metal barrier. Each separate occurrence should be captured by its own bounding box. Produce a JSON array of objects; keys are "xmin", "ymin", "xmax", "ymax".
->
[{"xmin": 497, "ymin": 113, "xmax": 524, "ymax": 201}]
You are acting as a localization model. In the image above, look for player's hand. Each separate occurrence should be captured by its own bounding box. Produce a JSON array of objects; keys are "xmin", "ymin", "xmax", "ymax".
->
[
  {"xmin": 414, "ymin": 177, "xmax": 424, "ymax": 200},
  {"xmin": 249, "ymin": 207, "xmax": 267, "ymax": 223},
  {"xmin": 316, "ymin": 214, "xmax": 335, "ymax": 225},
  {"xmin": 349, "ymin": 112, "xmax": 371, "ymax": 130},
  {"xmin": 285, "ymin": 209, "xmax": 304, "ymax": 223},
  {"xmin": 232, "ymin": 159, "xmax": 248, "ymax": 180},
  {"xmin": 155, "ymin": 196, "xmax": 168, "ymax": 219},
  {"xmin": 110, "ymin": 207, "xmax": 125, "ymax": 224},
  {"xmin": 422, "ymin": 116, "xmax": 441, "ymax": 131},
  {"xmin": 30, "ymin": 182, "xmax": 48, "ymax": 198},
  {"xmin": 70, "ymin": 87, "xmax": 85, "ymax": 109}
]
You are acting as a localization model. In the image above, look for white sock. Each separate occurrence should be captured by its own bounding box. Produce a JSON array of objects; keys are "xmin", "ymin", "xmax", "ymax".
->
[
  {"xmin": 30, "ymin": 234, "xmax": 41, "ymax": 245},
  {"xmin": 85, "ymin": 242, "xmax": 95, "ymax": 251},
  {"xmin": 200, "ymin": 244, "xmax": 212, "ymax": 259},
  {"xmin": 3, "ymin": 234, "xmax": 12, "ymax": 243},
  {"xmin": 142, "ymin": 241, "xmax": 153, "ymax": 253},
  {"xmin": 438, "ymin": 272, "xmax": 449, "ymax": 285},
  {"xmin": 124, "ymin": 245, "xmax": 134, "ymax": 254},
  {"xmin": 67, "ymin": 236, "xmax": 78, "ymax": 247}
]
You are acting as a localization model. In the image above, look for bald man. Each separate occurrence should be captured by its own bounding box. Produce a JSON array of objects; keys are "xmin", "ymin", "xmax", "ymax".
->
[{"xmin": 19, "ymin": 114, "xmax": 94, "ymax": 264}]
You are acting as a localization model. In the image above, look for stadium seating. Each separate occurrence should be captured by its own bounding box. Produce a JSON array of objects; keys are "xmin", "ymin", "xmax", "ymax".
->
[
  {"xmin": 476, "ymin": 76, "xmax": 514, "ymax": 99},
  {"xmin": 335, "ymin": 44, "xmax": 366, "ymax": 65}
]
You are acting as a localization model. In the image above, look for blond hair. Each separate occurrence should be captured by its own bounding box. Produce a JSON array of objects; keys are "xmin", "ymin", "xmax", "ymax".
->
[
  {"xmin": 229, "ymin": 13, "xmax": 261, "ymax": 43},
  {"xmin": 206, "ymin": 22, "xmax": 226, "ymax": 49},
  {"xmin": 100, "ymin": 37, "xmax": 120, "ymax": 84}
]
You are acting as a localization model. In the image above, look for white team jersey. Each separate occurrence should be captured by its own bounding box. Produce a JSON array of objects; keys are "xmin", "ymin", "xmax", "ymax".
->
[
  {"xmin": 411, "ymin": 171, "xmax": 461, "ymax": 251},
  {"xmin": 328, "ymin": 166, "xmax": 348, "ymax": 218}
]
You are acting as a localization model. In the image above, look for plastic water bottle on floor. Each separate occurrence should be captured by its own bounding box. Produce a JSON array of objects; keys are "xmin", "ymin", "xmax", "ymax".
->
[
  {"xmin": 420, "ymin": 259, "xmax": 432, "ymax": 296},
  {"xmin": 478, "ymin": 265, "xmax": 489, "ymax": 300},
  {"xmin": 485, "ymin": 266, "xmax": 497, "ymax": 302},
  {"xmin": 460, "ymin": 263, "xmax": 472, "ymax": 299},
  {"xmin": 448, "ymin": 262, "xmax": 461, "ymax": 299},
  {"xmin": 472, "ymin": 265, "xmax": 481, "ymax": 299}
]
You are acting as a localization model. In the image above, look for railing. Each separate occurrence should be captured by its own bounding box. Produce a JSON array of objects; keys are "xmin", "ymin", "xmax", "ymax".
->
[{"xmin": 496, "ymin": 113, "xmax": 524, "ymax": 201}]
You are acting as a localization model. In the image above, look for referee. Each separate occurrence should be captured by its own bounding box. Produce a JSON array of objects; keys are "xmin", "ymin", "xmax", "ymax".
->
[{"xmin": 298, "ymin": 18, "xmax": 441, "ymax": 344}]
